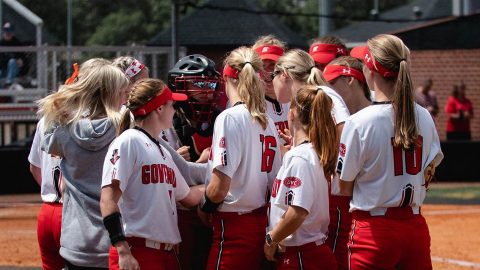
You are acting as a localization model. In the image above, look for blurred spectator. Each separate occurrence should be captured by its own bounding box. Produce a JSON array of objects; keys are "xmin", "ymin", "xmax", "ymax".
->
[
  {"xmin": 415, "ymin": 79, "xmax": 439, "ymax": 119},
  {"xmin": 445, "ymin": 83, "xmax": 474, "ymax": 140},
  {"xmin": 0, "ymin": 22, "xmax": 26, "ymax": 88}
]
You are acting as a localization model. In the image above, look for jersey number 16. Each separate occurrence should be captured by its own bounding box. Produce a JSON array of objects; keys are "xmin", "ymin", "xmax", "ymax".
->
[{"xmin": 260, "ymin": 135, "xmax": 277, "ymax": 173}]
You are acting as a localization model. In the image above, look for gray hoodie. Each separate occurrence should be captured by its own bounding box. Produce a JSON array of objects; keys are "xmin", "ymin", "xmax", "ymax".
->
[{"xmin": 43, "ymin": 118, "xmax": 115, "ymax": 268}]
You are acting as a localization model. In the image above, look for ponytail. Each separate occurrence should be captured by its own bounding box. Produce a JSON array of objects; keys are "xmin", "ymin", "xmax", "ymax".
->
[
  {"xmin": 392, "ymin": 59, "xmax": 417, "ymax": 149},
  {"xmin": 277, "ymin": 49, "xmax": 328, "ymax": 87},
  {"xmin": 292, "ymin": 86, "xmax": 338, "ymax": 180},
  {"xmin": 368, "ymin": 34, "xmax": 418, "ymax": 150},
  {"xmin": 307, "ymin": 66, "xmax": 327, "ymax": 86},
  {"xmin": 118, "ymin": 109, "xmax": 133, "ymax": 136},
  {"xmin": 225, "ymin": 47, "xmax": 268, "ymax": 129}
]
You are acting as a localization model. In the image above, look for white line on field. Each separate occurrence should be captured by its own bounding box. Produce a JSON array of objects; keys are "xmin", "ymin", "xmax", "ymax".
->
[
  {"xmin": 422, "ymin": 208, "xmax": 480, "ymax": 215},
  {"xmin": 432, "ymin": 256, "xmax": 480, "ymax": 268}
]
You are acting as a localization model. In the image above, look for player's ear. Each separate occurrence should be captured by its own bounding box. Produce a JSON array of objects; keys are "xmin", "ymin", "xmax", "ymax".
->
[{"xmin": 347, "ymin": 76, "xmax": 355, "ymax": 86}]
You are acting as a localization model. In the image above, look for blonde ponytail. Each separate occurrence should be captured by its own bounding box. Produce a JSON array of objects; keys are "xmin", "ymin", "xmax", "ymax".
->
[
  {"xmin": 225, "ymin": 47, "xmax": 268, "ymax": 129},
  {"xmin": 276, "ymin": 49, "xmax": 328, "ymax": 86}
]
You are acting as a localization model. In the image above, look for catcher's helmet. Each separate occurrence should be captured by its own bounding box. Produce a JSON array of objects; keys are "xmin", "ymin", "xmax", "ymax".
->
[{"xmin": 168, "ymin": 54, "xmax": 222, "ymax": 123}]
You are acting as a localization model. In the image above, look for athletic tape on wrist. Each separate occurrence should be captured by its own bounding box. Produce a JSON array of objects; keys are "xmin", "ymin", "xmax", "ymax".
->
[
  {"xmin": 103, "ymin": 212, "xmax": 126, "ymax": 246},
  {"xmin": 199, "ymin": 192, "xmax": 222, "ymax": 213}
]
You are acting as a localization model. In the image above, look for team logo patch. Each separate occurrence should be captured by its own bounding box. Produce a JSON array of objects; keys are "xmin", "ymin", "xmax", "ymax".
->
[
  {"xmin": 285, "ymin": 190, "xmax": 295, "ymax": 206},
  {"xmin": 110, "ymin": 149, "xmax": 120, "ymax": 165},
  {"xmin": 219, "ymin": 137, "xmax": 226, "ymax": 148},
  {"xmin": 283, "ymin": 177, "xmax": 302, "ymax": 188},
  {"xmin": 339, "ymin": 143, "xmax": 346, "ymax": 157}
]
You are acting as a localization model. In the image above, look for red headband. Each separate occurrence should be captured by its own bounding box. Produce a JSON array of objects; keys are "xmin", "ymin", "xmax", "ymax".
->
[
  {"xmin": 223, "ymin": 65, "xmax": 239, "ymax": 79},
  {"xmin": 309, "ymin": 43, "xmax": 347, "ymax": 65},
  {"xmin": 65, "ymin": 63, "xmax": 79, "ymax": 85},
  {"xmin": 132, "ymin": 86, "xmax": 187, "ymax": 117},
  {"xmin": 254, "ymin": 45, "xmax": 284, "ymax": 61},
  {"xmin": 125, "ymin": 59, "xmax": 146, "ymax": 79},
  {"xmin": 323, "ymin": 65, "xmax": 366, "ymax": 83},
  {"xmin": 358, "ymin": 46, "xmax": 398, "ymax": 78}
]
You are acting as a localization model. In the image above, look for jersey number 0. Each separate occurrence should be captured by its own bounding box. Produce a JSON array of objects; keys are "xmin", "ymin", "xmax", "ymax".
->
[
  {"xmin": 391, "ymin": 135, "xmax": 423, "ymax": 176},
  {"xmin": 260, "ymin": 135, "xmax": 277, "ymax": 173}
]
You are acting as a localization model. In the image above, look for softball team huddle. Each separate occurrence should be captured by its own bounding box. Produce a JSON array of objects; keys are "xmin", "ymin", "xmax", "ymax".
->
[{"xmin": 29, "ymin": 33, "xmax": 442, "ymax": 270}]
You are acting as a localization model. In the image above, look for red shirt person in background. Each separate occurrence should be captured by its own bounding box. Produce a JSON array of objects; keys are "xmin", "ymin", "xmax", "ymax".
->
[{"xmin": 445, "ymin": 83, "xmax": 474, "ymax": 140}]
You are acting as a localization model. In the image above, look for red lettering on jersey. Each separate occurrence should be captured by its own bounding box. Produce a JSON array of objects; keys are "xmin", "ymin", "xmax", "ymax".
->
[
  {"xmin": 283, "ymin": 177, "xmax": 302, "ymax": 188},
  {"xmin": 260, "ymin": 134, "xmax": 277, "ymax": 173},
  {"xmin": 141, "ymin": 164, "xmax": 177, "ymax": 187},
  {"xmin": 110, "ymin": 149, "xmax": 120, "ymax": 165},
  {"xmin": 275, "ymin": 121, "xmax": 289, "ymax": 133},
  {"xmin": 339, "ymin": 143, "xmax": 346, "ymax": 157},
  {"xmin": 271, "ymin": 178, "xmax": 281, "ymax": 198},
  {"xmin": 141, "ymin": 165, "xmax": 150, "ymax": 184}
]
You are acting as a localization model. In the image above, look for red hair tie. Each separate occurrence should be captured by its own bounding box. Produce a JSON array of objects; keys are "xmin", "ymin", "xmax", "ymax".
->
[
  {"xmin": 65, "ymin": 63, "xmax": 79, "ymax": 85},
  {"xmin": 323, "ymin": 65, "xmax": 366, "ymax": 83}
]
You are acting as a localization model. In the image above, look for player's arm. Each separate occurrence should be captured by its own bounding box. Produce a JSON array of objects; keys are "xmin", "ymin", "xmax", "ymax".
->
[
  {"xmin": 100, "ymin": 181, "xmax": 140, "ymax": 270},
  {"xmin": 179, "ymin": 184, "xmax": 205, "ymax": 208},
  {"xmin": 339, "ymin": 180, "xmax": 354, "ymax": 196},
  {"xmin": 265, "ymin": 205, "xmax": 308, "ymax": 261},
  {"xmin": 29, "ymin": 164, "xmax": 42, "ymax": 185},
  {"xmin": 206, "ymin": 169, "xmax": 231, "ymax": 203}
]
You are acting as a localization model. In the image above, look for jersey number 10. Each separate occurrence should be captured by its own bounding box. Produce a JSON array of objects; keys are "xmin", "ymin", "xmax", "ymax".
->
[
  {"xmin": 391, "ymin": 135, "xmax": 423, "ymax": 176},
  {"xmin": 260, "ymin": 135, "xmax": 277, "ymax": 173}
]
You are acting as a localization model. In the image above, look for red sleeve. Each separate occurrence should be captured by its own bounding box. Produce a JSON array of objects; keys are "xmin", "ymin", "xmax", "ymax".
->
[{"xmin": 445, "ymin": 97, "xmax": 457, "ymax": 114}]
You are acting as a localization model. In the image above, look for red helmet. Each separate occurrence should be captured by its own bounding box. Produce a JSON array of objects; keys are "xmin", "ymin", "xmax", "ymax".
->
[{"xmin": 168, "ymin": 54, "xmax": 223, "ymax": 123}]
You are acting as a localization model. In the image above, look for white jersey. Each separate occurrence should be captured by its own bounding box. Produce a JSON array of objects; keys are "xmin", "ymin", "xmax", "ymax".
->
[
  {"xmin": 160, "ymin": 128, "xmax": 182, "ymax": 150},
  {"xmin": 265, "ymin": 96, "xmax": 290, "ymax": 140},
  {"xmin": 338, "ymin": 103, "xmax": 443, "ymax": 215},
  {"xmin": 269, "ymin": 143, "xmax": 330, "ymax": 246},
  {"xmin": 319, "ymin": 86, "xmax": 350, "ymax": 125},
  {"xmin": 28, "ymin": 118, "xmax": 63, "ymax": 203},
  {"xmin": 208, "ymin": 103, "xmax": 281, "ymax": 212},
  {"xmin": 102, "ymin": 129, "xmax": 190, "ymax": 244}
]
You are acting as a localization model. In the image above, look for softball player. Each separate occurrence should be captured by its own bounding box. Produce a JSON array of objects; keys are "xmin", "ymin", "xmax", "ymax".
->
[
  {"xmin": 28, "ymin": 117, "xmax": 63, "ymax": 270},
  {"xmin": 40, "ymin": 58, "xmax": 129, "ymax": 269},
  {"xmin": 198, "ymin": 46, "xmax": 281, "ymax": 270},
  {"xmin": 272, "ymin": 49, "xmax": 350, "ymax": 130},
  {"xmin": 265, "ymin": 85, "xmax": 338, "ymax": 270},
  {"xmin": 309, "ymin": 36, "xmax": 347, "ymax": 70},
  {"xmin": 338, "ymin": 34, "xmax": 443, "ymax": 270},
  {"xmin": 100, "ymin": 79, "xmax": 203, "ymax": 270},
  {"xmin": 252, "ymin": 35, "xmax": 290, "ymax": 139},
  {"xmin": 322, "ymin": 56, "xmax": 371, "ymax": 270}
]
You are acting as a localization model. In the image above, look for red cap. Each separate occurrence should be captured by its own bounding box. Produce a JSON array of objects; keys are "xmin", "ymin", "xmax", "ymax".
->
[
  {"xmin": 223, "ymin": 65, "xmax": 239, "ymax": 79},
  {"xmin": 254, "ymin": 45, "xmax": 284, "ymax": 62},
  {"xmin": 349, "ymin": 46, "xmax": 365, "ymax": 60},
  {"xmin": 309, "ymin": 43, "xmax": 347, "ymax": 66},
  {"xmin": 323, "ymin": 64, "xmax": 366, "ymax": 83},
  {"xmin": 353, "ymin": 46, "xmax": 398, "ymax": 78},
  {"xmin": 132, "ymin": 86, "xmax": 187, "ymax": 117}
]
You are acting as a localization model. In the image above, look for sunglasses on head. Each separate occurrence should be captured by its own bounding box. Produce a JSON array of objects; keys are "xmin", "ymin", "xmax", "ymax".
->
[{"xmin": 269, "ymin": 70, "xmax": 282, "ymax": 81}]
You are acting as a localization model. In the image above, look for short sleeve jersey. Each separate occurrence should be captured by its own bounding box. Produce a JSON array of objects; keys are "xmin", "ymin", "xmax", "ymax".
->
[
  {"xmin": 102, "ymin": 129, "xmax": 190, "ymax": 244},
  {"xmin": 319, "ymin": 85, "xmax": 350, "ymax": 125},
  {"xmin": 265, "ymin": 96, "xmax": 290, "ymax": 144},
  {"xmin": 337, "ymin": 103, "xmax": 443, "ymax": 214},
  {"xmin": 208, "ymin": 104, "xmax": 281, "ymax": 212},
  {"xmin": 28, "ymin": 118, "xmax": 63, "ymax": 203},
  {"xmin": 269, "ymin": 143, "xmax": 330, "ymax": 246}
]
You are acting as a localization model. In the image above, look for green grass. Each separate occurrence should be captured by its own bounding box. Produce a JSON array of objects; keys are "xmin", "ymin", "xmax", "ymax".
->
[{"xmin": 425, "ymin": 183, "xmax": 480, "ymax": 204}]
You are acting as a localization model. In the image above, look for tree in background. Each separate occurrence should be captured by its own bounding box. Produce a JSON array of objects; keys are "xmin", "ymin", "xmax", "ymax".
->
[{"xmin": 18, "ymin": 0, "xmax": 409, "ymax": 46}]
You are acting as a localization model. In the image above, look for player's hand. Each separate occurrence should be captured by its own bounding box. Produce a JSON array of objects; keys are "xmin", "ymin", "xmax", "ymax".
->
[
  {"xmin": 196, "ymin": 147, "xmax": 211, "ymax": 163},
  {"xmin": 278, "ymin": 128, "xmax": 292, "ymax": 146},
  {"xmin": 264, "ymin": 242, "xmax": 278, "ymax": 262},
  {"xmin": 116, "ymin": 241, "xmax": 140, "ymax": 270},
  {"xmin": 177, "ymin": 146, "xmax": 191, "ymax": 161},
  {"xmin": 197, "ymin": 206, "xmax": 213, "ymax": 227},
  {"xmin": 423, "ymin": 161, "xmax": 436, "ymax": 189}
]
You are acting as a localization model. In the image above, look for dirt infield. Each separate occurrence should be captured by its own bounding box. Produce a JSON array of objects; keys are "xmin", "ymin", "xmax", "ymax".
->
[{"xmin": 1, "ymin": 193, "xmax": 479, "ymax": 269}]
